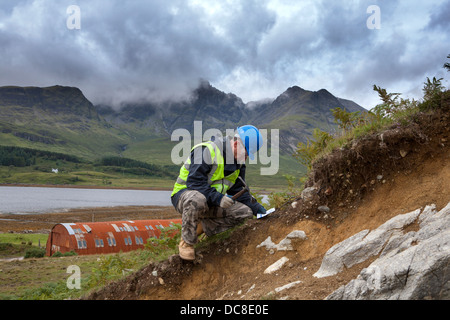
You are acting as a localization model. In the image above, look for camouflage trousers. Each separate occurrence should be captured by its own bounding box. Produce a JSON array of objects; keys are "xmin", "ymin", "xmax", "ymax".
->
[{"xmin": 175, "ymin": 190, "xmax": 253, "ymax": 245}]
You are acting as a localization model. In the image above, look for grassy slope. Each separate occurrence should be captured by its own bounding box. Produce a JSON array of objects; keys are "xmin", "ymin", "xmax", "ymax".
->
[{"xmin": 0, "ymin": 113, "xmax": 305, "ymax": 191}]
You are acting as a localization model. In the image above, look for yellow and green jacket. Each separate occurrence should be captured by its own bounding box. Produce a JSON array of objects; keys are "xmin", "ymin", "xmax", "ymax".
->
[{"xmin": 171, "ymin": 137, "xmax": 259, "ymax": 214}]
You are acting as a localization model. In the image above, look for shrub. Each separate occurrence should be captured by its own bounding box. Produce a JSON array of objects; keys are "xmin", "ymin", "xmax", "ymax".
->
[
  {"xmin": 293, "ymin": 128, "xmax": 333, "ymax": 170},
  {"xmin": 51, "ymin": 250, "xmax": 78, "ymax": 257},
  {"xmin": 293, "ymin": 74, "xmax": 448, "ymax": 175},
  {"xmin": 144, "ymin": 224, "xmax": 182, "ymax": 261},
  {"xmin": 24, "ymin": 247, "xmax": 45, "ymax": 258}
]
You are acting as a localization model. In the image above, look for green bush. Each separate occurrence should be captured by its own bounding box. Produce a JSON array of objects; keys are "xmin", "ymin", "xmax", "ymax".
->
[
  {"xmin": 24, "ymin": 247, "xmax": 45, "ymax": 258},
  {"xmin": 293, "ymin": 74, "xmax": 448, "ymax": 174},
  {"xmin": 145, "ymin": 223, "xmax": 182, "ymax": 261},
  {"xmin": 293, "ymin": 128, "xmax": 333, "ymax": 170},
  {"xmin": 51, "ymin": 250, "xmax": 78, "ymax": 257}
]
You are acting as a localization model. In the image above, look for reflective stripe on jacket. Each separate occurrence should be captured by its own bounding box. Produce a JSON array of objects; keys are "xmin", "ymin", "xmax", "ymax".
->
[{"xmin": 171, "ymin": 141, "xmax": 240, "ymax": 197}]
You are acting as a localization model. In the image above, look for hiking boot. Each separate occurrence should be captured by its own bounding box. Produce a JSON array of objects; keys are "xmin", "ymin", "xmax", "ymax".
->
[
  {"xmin": 197, "ymin": 223, "xmax": 204, "ymax": 236},
  {"xmin": 178, "ymin": 239, "xmax": 195, "ymax": 261}
]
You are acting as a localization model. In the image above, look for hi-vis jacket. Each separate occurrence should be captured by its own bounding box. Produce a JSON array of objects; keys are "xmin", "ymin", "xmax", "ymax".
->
[{"xmin": 171, "ymin": 136, "xmax": 260, "ymax": 215}]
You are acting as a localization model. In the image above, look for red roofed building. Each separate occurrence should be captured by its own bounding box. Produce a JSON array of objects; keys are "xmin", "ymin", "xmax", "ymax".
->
[{"xmin": 45, "ymin": 219, "xmax": 181, "ymax": 256}]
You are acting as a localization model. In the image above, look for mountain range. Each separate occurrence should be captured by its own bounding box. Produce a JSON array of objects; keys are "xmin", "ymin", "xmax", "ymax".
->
[
  {"xmin": 0, "ymin": 82, "xmax": 365, "ymax": 183},
  {"xmin": 96, "ymin": 81, "xmax": 365, "ymax": 150}
]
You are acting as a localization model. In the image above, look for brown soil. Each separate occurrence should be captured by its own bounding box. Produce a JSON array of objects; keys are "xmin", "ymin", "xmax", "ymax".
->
[{"xmin": 84, "ymin": 104, "xmax": 450, "ymax": 300}]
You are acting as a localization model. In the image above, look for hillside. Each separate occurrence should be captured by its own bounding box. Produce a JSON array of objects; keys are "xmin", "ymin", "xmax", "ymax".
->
[
  {"xmin": 249, "ymin": 86, "xmax": 365, "ymax": 152},
  {"xmin": 0, "ymin": 83, "xmax": 364, "ymax": 189},
  {"xmin": 0, "ymin": 86, "xmax": 129, "ymax": 161},
  {"xmin": 85, "ymin": 90, "xmax": 449, "ymax": 301}
]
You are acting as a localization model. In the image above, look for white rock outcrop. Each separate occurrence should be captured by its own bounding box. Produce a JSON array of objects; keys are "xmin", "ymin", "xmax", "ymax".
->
[
  {"xmin": 318, "ymin": 202, "xmax": 450, "ymax": 300},
  {"xmin": 264, "ymin": 257, "xmax": 290, "ymax": 274},
  {"xmin": 257, "ymin": 230, "xmax": 307, "ymax": 252}
]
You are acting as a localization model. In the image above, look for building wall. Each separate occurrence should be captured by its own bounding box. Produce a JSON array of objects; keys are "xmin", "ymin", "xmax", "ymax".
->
[{"xmin": 46, "ymin": 219, "xmax": 181, "ymax": 256}]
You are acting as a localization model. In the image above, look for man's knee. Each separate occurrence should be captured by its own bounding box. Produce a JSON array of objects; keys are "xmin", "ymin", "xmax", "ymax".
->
[
  {"xmin": 225, "ymin": 202, "xmax": 253, "ymax": 219},
  {"xmin": 177, "ymin": 190, "xmax": 208, "ymax": 214}
]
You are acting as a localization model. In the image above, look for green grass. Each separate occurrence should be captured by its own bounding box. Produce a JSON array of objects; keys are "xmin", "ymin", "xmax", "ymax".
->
[
  {"xmin": 0, "ymin": 145, "xmax": 179, "ymax": 189},
  {"xmin": 0, "ymin": 224, "xmax": 181, "ymax": 300},
  {"xmin": 0, "ymin": 233, "xmax": 48, "ymax": 247},
  {"xmin": 0, "ymin": 252, "xmax": 100, "ymax": 300},
  {"xmin": 0, "ymin": 234, "xmax": 48, "ymax": 260},
  {"xmin": 0, "ymin": 140, "xmax": 298, "ymax": 191},
  {"xmin": 0, "ymin": 233, "xmax": 48, "ymax": 246},
  {"xmin": 0, "ymin": 238, "xmax": 159, "ymax": 300}
]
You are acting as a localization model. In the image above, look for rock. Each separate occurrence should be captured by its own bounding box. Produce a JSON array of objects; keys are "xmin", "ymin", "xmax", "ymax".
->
[
  {"xmin": 291, "ymin": 201, "xmax": 298, "ymax": 209},
  {"xmin": 246, "ymin": 284, "xmax": 256, "ymax": 294},
  {"xmin": 314, "ymin": 207, "xmax": 422, "ymax": 278},
  {"xmin": 257, "ymin": 230, "xmax": 307, "ymax": 252},
  {"xmin": 400, "ymin": 149, "xmax": 408, "ymax": 158},
  {"xmin": 257, "ymin": 236, "xmax": 277, "ymax": 251},
  {"xmin": 318, "ymin": 205, "xmax": 330, "ymax": 213},
  {"xmin": 301, "ymin": 187, "xmax": 318, "ymax": 202},
  {"xmin": 313, "ymin": 229, "xmax": 370, "ymax": 278},
  {"xmin": 325, "ymin": 202, "xmax": 450, "ymax": 300},
  {"xmin": 268, "ymin": 280, "xmax": 302, "ymax": 296},
  {"xmin": 264, "ymin": 257, "xmax": 289, "ymax": 274},
  {"xmin": 286, "ymin": 230, "xmax": 307, "ymax": 240},
  {"xmin": 277, "ymin": 238, "xmax": 294, "ymax": 251}
]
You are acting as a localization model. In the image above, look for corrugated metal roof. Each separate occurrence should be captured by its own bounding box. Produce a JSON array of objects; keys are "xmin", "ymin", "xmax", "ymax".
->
[{"xmin": 46, "ymin": 219, "xmax": 181, "ymax": 256}]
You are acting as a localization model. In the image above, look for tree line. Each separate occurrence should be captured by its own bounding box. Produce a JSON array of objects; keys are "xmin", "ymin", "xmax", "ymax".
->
[
  {"xmin": 97, "ymin": 156, "xmax": 179, "ymax": 178},
  {"xmin": 0, "ymin": 146, "xmax": 80, "ymax": 167}
]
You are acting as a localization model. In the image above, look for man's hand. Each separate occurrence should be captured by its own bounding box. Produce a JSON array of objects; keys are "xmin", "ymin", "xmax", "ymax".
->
[
  {"xmin": 220, "ymin": 195, "xmax": 235, "ymax": 209},
  {"xmin": 257, "ymin": 204, "xmax": 266, "ymax": 215}
]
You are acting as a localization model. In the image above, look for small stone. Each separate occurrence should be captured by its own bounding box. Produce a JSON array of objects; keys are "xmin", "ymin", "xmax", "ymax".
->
[
  {"xmin": 286, "ymin": 230, "xmax": 307, "ymax": 240},
  {"xmin": 264, "ymin": 257, "xmax": 289, "ymax": 274},
  {"xmin": 301, "ymin": 187, "xmax": 318, "ymax": 201}
]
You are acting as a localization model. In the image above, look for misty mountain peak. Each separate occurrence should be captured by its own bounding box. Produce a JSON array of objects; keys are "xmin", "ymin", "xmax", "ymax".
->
[{"xmin": 287, "ymin": 85, "xmax": 306, "ymax": 93}]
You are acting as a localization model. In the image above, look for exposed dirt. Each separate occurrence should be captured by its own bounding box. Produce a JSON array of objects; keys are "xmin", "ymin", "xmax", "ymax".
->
[
  {"xmin": 83, "ymin": 103, "xmax": 450, "ymax": 300},
  {"xmin": 0, "ymin": 206, "xmax": 179, "ymax": 233}
]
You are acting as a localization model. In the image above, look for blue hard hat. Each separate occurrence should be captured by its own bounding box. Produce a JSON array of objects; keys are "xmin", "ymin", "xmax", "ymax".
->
[{"xmin": 236, "ymin": 125, "xmax": 263, "ymax": 160}]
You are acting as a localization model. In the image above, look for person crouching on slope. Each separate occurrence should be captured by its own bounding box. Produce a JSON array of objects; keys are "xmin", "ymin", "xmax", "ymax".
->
[{"xmin": 171, "ymin": 125, "xmax": 267, "ymax": 261}]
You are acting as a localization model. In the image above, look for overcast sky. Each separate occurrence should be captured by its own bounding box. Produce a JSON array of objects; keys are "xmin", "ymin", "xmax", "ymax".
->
[{"xmin": 0, "ymin": 0, "xmax": 449, "ymax": 110}]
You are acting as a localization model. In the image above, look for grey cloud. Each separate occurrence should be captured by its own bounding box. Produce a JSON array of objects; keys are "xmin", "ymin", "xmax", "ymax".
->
[
  {"xmin": 0, "ymin": 1, "xmax": 250, "ymax": 104},
  {"xmin": 0, "ymin": 0, "xmax": 448, "ymax": 110},
  {"xmin": 427, "ymin": 0, "xmax": 450, "ymax": 32},
  {"xmin": 76, "ymin": 0, "xmax": 278, "ymax": 105}
]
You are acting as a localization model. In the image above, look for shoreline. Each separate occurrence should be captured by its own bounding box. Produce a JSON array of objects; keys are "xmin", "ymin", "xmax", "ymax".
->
[
  {"xmin": 0, "ymin": 183, "xmax": 172, "ymax": 191},
  {"xmin": 0, "ymin": 204, "xmax": 179, "ymax": 233}
]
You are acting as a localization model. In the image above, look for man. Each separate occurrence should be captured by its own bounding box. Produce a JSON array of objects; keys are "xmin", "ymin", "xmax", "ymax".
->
[{"xmin": 171, "ymin": 125, "xmax": 267, "ymax": 260}]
